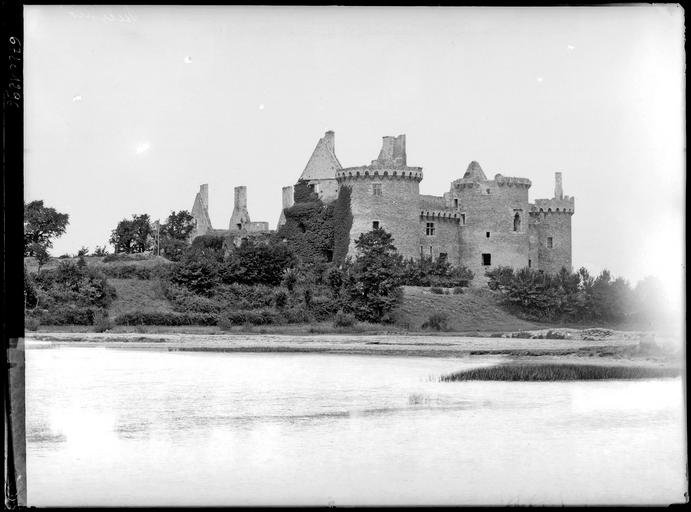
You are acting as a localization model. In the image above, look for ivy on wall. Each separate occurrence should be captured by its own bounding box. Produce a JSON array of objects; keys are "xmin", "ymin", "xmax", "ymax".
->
[
  {"xmin": 332, "ymin": 185, "xmax": 352, "ymax": 264},
  {"xmin": 275, "ymin": 197, "xmax": 335, "ymax": 263}
]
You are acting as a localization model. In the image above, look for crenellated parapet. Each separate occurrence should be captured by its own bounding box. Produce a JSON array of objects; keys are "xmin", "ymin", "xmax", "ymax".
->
[
  {"xmin": 336, "ymin": 166, "xmax": 423, "ymax": 182},
  {"xmin": 494, "ymin": 175, "xmax": 532, "ymax": 189},
  {"xmin": 420, "ymin": 209, "xmax": 462, "ymax": 223},
  {"xmin": 531, "ymin": 196, "xmax": 575, "ymax": 214}
]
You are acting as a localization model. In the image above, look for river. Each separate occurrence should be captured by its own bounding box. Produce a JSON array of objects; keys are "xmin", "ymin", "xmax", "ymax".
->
[{"xmin": 25, "ymin": 342, "xmax": 686, "ymax": 506}]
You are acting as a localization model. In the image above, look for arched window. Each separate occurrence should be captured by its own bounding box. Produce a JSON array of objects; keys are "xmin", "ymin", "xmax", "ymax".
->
[{"xmin": 513, "ymin": 212, "xmax": 521, "ymax": 232}]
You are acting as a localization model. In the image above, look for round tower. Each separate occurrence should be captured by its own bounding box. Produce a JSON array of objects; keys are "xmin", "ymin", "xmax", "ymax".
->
[
  {"xmin": 336, "ymin": 135, "xmax": 423, "ymax": 260},
  {"xmin": 450, "ymin": 162, "xmax": 532, "ymax": 282}
]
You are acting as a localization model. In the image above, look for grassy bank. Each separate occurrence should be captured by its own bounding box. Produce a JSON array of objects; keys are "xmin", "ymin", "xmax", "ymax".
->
[{"xmin": 440, "ymin": 363, "xmax": 682, "ymax": 381}]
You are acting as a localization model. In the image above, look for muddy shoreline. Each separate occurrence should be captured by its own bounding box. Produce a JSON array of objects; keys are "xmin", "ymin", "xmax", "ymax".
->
[{"xmin": 24, "ymin": 330, "xmax": 683, "ymax": 373}]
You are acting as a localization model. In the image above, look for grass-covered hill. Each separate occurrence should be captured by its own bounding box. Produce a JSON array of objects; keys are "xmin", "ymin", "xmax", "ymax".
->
[{"xmin": 24, "ymin": 254, "xmax": 537, "ymax": 333}]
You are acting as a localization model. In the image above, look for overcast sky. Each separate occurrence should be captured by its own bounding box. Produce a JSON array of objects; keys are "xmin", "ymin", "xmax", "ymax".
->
[{"xmin": 25, "ymin": 5, "xmax": 684, "ymax": 307}]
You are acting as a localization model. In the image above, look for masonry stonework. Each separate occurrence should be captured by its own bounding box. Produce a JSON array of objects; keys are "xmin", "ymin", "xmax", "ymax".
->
[{"xmin": 190, "ymin": 131, "xmax": 574, "ymax": 285}]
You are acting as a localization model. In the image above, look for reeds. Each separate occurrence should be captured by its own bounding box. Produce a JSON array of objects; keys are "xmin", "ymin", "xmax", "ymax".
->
[{"xmin": 440, "ymin": 363, "xmax": 681, "ymax": 382}]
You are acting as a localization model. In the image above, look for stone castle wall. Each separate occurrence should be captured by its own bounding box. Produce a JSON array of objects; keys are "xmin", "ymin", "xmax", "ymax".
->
[
  {"xmin": 452, "ymin": 176, "xmax": 531, "ymax": 283},
  {"xmin": 531, "ymin": 210, "xmax": 573, "ymax": 274},
  {"xmin": 338, "ymin": 167, "xmax": 422, "ymax": 260}
]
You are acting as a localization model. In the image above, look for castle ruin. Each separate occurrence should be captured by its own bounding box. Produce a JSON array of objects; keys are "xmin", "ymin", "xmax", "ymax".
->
[{"xmin": 189, "ymin": 131, "xmax": 574, "ymax": 283}]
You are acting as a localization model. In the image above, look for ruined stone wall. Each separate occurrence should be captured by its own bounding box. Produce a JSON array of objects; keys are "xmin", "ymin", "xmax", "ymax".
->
[
  {"xmin": 304, "ymin": 178, "xmax": 339, "ymax": 203},
  {"xmin": 453, "ymin": 177, "xmax": 531, "ymax": 284},
  {"xmin": 190, "ymin": 184, "xmax": 213, "ymax": 240},
  {"xmin": 338, "ymin": 167, "xmax": 422, "ymax": 260}
]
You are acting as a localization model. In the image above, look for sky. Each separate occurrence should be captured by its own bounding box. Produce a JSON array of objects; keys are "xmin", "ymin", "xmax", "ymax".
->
[{"xmin": 24, "ymin": 5, "xmax": 685, "ymax": 310}]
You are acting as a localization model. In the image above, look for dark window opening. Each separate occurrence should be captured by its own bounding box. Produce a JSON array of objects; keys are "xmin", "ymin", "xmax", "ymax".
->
[
  {"xmin": 372, "ymin": 221, "xmax": 380, "ymax": 229},
  {"xmin": 486, "ymin": 188, "xmax": 491, "ymax": 194},
  {"xmin": 298, "ymin": 222, "xmax": 306, "ymax": 233},
  {"xmin": 372, "ymin": 183, "xmax": 382, "ymax": 196},
  {"xmin": 426, "ymin": 222, "xmax": 435, "ymax": 236},
  {"xmin": 482, "ymin": 253, "xmax": 491, "ymax": 266},
  {"xmin": 429, "ymin": 246, "xmax": 433, "ymax": 257},
  {"xmin": 528, "ymin": 259, "xmax": 532, "ymax": 268},
  {"xmin": 236, "ymin": 223, "xmax": 242, "ymax": 230},
  {"xmin": 439, "ymin": 253, "xmax": 448, "ymax": 262},
  {"xmin": 486, "ymin": 232, "xmax": 490, "ymax": 238},
  {"xmin": 454, "ymin": 198, "xmax": 458, "ymax": 208},
  {"xmin": 514, "ymin": 212, "xmax": 521, "ymax": 232},
  {"xmin": 547, "ymin": 237, "xmax": 553, "ymax": 248},
  {"xmin": 325, "ymin": 250, "xmax": 333, "ymax": 263},
  {"xmin": 461, "ymin": 213, "xmax": 466, "ymax": 225}
]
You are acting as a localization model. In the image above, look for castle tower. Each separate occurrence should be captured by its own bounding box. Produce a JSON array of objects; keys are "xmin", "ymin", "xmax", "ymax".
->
[
  {"xmin": 190, "ymin": 183, "xmax": 213, "ymax": 239},
  {"xmin": 337, "ymin": 134, "xmax": 423, "ymax": 259},
  {"xmin": 530, "ymin": 172, "xmax": 575, "ymax": 273},
  {"xmin": 450, "ymin": 162, "xmax": 532, "ymax": 283},
  {"xmin": 277, "ymin": 185, "xmax": 294, "ymax": 228},
  {"xmin": 229, "ymin": 186, "xmax": 251, "ymax": 231}
]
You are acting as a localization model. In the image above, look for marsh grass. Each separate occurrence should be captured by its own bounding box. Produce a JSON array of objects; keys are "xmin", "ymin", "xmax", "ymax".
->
[{"xmin": 440, "ymin": 363, "xmax": 681, "ymax": 382}]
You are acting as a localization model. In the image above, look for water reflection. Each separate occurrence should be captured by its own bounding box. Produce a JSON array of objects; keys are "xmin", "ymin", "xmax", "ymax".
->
[{"xmin": 26, "ymin": 343, "xmax": 686, "ymax": 506}]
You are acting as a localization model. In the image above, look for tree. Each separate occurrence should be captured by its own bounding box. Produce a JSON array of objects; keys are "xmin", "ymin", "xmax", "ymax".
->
[
  {"xmin": 24, "ymin": 200, "xmax": 69, "ymax": 256},
  {"xmin": 110, "ymin": 214, "xmax": 153, "ymax": 253},
  {"xmin": 162, "ymin": 210, "xmax": 196, "ymax": 240},
  {"xmin": 342, "ymin": 227, "xmax": 404, "ymax": 322},
  {"xmin": 160, "ymin": 210, "xmax": 195, "ymax": 261}
]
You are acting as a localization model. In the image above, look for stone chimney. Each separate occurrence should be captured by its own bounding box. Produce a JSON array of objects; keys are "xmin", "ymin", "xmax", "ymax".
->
[
  {"xmin": 554, "ymin": 172, "xmax": 563, "ymax": 199},
  {"xmin": 277, "ymin": 185, "xmax": 294, "ymax": 228},
  {"xmin": 373, "ymin": 134, "xmax": 407, "ymax": 167},
  {"xmin": 229, "ymin": 186, "xmax": 251, "ymax": 230},
  {"xmin": 323, "ymin": 131, "xmax": 335, "ymax": 153},
  {"xmin": 282, "ymin": 185, "xmax": 294, "ymax": 209}
]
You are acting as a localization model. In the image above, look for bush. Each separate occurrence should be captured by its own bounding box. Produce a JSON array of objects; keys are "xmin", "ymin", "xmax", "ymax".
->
[
  {"xmin": 25, "ymin": 316, "xmax": 41, "ymax": 331},
  {"xmin": 115, "ymin": 311, "xmax": 216, "ymax": 326},
  {"xmin": 429, "ymin": 287, "xmax": 444, "ymax": 294},
  {"xmin": 93, "ymin": 310, "xmax": 113, "ymax": 332},
  {"xmin": 39, "ymin": 305, "xmax": 97, "ymax": 325},
  {"xmin": 421, "ymin": 312, "xmax": 450, "ymax": 331},
  {"xmin": 273, "ymin": 288, "xmax": 289, "ymax": 309},
  {"xmin": 217, "ymin": 308, "xmax": 279, "ymax": 328},
  {"xmin": 280, "ymin": 306, "xmax": 311, "ymax": 324},
  {"xmin": 486, "ymin": 266, "xmax": 636, "ymax": 324},
  {"xmin": 401, "ymin": 256, "xmax": 473, "ymax": 288},
  {"xmin": 102, "ymin": 253, "xmax": 149, "ymax": 263},
  {"xmin": 452, "ymin": 286, "xmax": 464, "ymax": 295},
  {"xmin": 309, "ymin": 296, "xmax": 339, "ymax": 321},
  {"xmin": 333, "ymin": 310, "xmax": 355, "ymax": 328}
]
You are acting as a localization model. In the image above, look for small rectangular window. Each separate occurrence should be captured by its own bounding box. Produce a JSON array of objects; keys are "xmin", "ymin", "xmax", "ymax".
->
[
  {"xmin": 486, "ymin": 232, "xmax": 490, "ymax": 238},
  {"xmin": 426, "ymin": 222, "xmax": 435, "ymax": 236},
  {"xmin": 547, "ymin": 237, "xmax": 553, "ymax": 248},
  {"xmin": 454, "ymin": 198, "xmax": 458, "ymax": 208},
  {"xmin": 372, "ymin": 183, "xmax": 382, "ymax": 196},
  {"xmin": 429, "ymin": 246, "xmax": 433, "ymax": 256},
  {"xmin": 482, "ymin": 253, "xmax": 491, "ymax": 266},
  {"xmin": 372, "ymin": 221, "xmax": 380, "ymax": 229},
  {"xmin": 460, "ymin": 213, "xmax": 466, "ymax": 225},
  {"xmin": 528, "ymin": 259, "xmax": 532, "ymax": 268}
]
